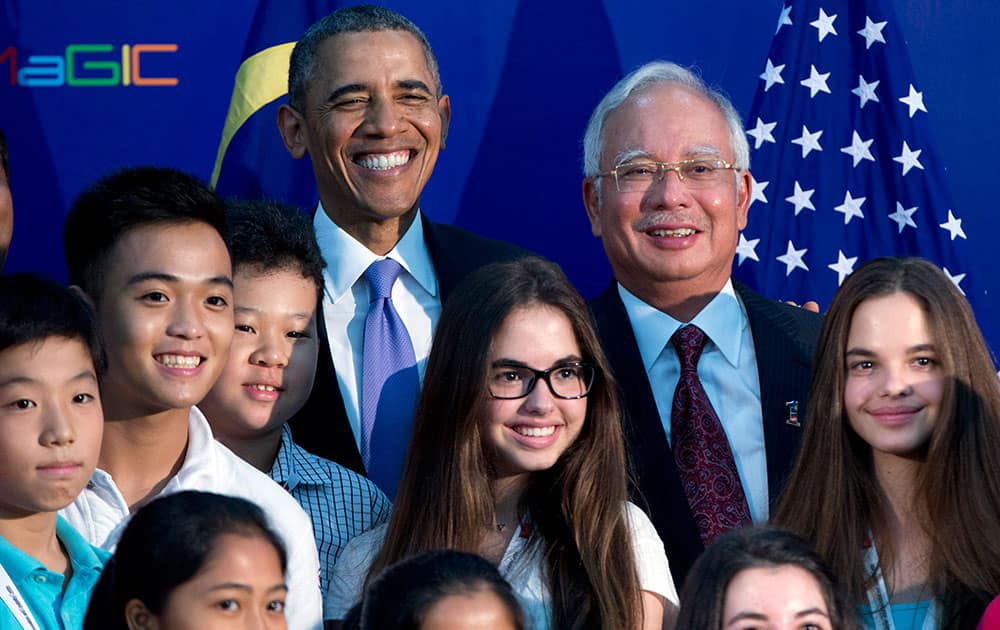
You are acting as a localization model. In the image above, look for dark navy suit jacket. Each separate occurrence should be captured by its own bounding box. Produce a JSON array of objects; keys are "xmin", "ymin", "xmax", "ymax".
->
[
  {"xmin": 290, "ymin": 213, "xmax": 529, "ymax": 474},
  {"xmin": 588, "ymin": 280, "xmax": 821, "ymax": 587}
]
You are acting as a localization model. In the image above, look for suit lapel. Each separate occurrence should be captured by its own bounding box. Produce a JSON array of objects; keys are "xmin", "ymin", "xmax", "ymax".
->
[
  {"xmin": 290, "ymin": 304, "xmax": 366, "ymax": 475},
  {"xmin": 288, "ymin": 202, "xmax": 366, "ymax": 472},
  {"xmin": 734, "ymin": 281, "xmax": 814, "ymax": 501},
  {"xmin": 589, "ymin": 284, "xmax": 704, "ymax": 579},
  {"xmin": 422, "ymin": 215, "xmax": 462, "ymax": 301}
]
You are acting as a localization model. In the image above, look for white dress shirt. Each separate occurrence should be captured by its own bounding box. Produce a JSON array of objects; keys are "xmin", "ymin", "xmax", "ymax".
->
[
  {"xmin": 618, "ymin": 280, "xmax": 769, "ymax": 522},
  {"xmin": 326, "ymin": 502, "xmax": 677, "ymax": 628},
  {"xmin": 313, "ymin": 205, "xmax": 441, "ymax": 448},
  {"xmin": 61, "ymin": 408, "xmax": 323, "ymax": 630}
]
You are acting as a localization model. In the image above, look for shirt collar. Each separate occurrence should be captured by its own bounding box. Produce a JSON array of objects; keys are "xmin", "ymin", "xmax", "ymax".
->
[
  {"xmin": 168, "ymin": 407, "xmax": 219, "ymax": 490},
  {"xmin": 618, "ymin": 279, "xmax": 748, "ymax": 372},
  {"xmin": 0, "ymin": 524, "xmax": 45, "ymax": 582},
  {"xmin": 0, "ymin": 517, "xmax": 105, "ymax": 582},
  {"xmin": 313, "ymin": 204, "xmax": 438, "ymax": 303},
  {"xmin": 270, "ymin": 425, "xmax": 327, "ymax": 491},
  {"xmin": 269, "ymin": 425, "xmax": 295, "ymax": 488},
  {"xmin": 56, "ymin": 516, "xmax": 107, "ymax": 572}
]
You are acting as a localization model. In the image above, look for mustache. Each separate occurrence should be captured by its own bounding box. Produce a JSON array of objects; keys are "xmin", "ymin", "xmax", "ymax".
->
[{"xmin": 632, "ymin": 211, "xmax": 704, "ymax": 232}]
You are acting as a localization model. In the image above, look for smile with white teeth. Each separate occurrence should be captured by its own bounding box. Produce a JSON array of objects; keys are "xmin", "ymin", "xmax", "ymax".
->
[
  {"xmin": 249, "ymin": 384, "xmax": 278, "ymax": 392},
  {"xmin": 513, "ymin": 425, "xmax": 556, "ymax": 438},
  {"xmin": 156, "ymin": 354, "xmax": 201, "ymax": 368},
  {"xmin": 354, "ymin": 151, "xmax": 411, "ymax": 170},
  {"xmin": 647, "ymin": 228, "xmax": 696, "ymax": 237}
]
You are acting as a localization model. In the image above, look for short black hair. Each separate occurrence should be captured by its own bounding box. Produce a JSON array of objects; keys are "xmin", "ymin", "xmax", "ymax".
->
[
  {"xmin": 0, "ymin": 127, "xmax": 8, "ymax": 180},
  {"xmin": 287, "ymin": 5, "xmax": 441, "ymax": 112},
  {"xmin": 347, "ymin": 550, "xmax": 525, "ymax": 629},
  {"xmin": 223, "ymin": 198, "xmax": 325, "ymax": 300},
  {"xmin": 0, "ymin": 273, "xmax": 105, "ymax": 374},
  {"xmin": 64, "ymin": 166, "xmax": 227, "ymax": 301},
  {"xmin": 84, "ymin": 491, "xmax": 287, "ymax": 630}
]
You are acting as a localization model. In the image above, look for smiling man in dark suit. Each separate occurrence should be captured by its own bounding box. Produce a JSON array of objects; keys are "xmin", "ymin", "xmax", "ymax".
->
[
  {"xmin": 277, "ymin": 6, "xmax": 525, "ymax": 498},
  {"xmin": 581, "ymin": 61, "xmax": 822, "ymax": 585}
]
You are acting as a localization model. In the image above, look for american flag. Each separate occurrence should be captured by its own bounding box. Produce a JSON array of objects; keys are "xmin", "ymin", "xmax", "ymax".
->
[{"xmin": 732, "ymin": 0, "xmax": 975, "ymax": 312}]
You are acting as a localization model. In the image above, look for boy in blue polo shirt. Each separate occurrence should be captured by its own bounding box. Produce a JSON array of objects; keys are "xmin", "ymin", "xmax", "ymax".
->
[{"xmin": 0, "ymin": 274, "xmax": 108, "ymax": 629}]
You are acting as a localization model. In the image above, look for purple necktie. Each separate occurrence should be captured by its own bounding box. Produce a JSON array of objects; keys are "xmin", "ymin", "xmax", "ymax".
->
[
  {"xmin": 361, "ymin": 259, "xmax": 419, "ymax": 499},
  {"xmin": 670, "ymin": 324, "xmax": 751, "ymax": 546}
]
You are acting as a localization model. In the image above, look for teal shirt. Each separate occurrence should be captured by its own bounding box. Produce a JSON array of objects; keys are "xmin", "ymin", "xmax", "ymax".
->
[
  {"xmin": 0, "ymin": 516, "xmax": 110, "ymax": 629},
  {"xmin": 859, "ymin": 600, "xmax": 933, "ymax": 629}
]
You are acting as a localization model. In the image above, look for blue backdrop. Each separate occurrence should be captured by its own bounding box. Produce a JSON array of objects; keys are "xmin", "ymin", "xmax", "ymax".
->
[{"xmin": 1, "ymin": 1, "xmax": 997, "ymax": 360}]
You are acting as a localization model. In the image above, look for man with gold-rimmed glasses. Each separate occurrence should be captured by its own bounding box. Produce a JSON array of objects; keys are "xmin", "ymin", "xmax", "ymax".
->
[{"xmin": 581, "ymin": 61, "xmax": 823, "ymax": 586}]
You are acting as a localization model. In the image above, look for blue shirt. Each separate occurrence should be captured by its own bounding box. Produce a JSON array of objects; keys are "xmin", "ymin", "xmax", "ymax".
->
[
  {"xmin": 314, "ymin": 206, "xmax": 441, "ymax": 448},
  {"xmin": 618, "ymin": 280, "xmax": 769, "ymax": 521},
  {"xmin": 0, "ymin": 517, "xmax": 110, "ymax": 630},
  {"xmin": 269, "ymin": 426, "xmax": 391, "ymax": 619},
  {"xmin": 859, "ymin": 600, "xmax": 933, "ymax": 629}
]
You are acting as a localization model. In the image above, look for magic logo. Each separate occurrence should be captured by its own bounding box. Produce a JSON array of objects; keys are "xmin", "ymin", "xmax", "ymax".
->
[{"xmin": 1, "ymin": 43, "xmax": 178, "ymax": 87}]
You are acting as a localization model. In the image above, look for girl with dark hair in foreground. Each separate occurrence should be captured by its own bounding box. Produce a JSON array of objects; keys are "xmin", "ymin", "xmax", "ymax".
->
[
  {"xmin": 676, "ymin": 526, "xmax": 854, "ymax": 630},
  {"xmin": 342, "ymin": 549, "xmax": 524, "ymax": 629},
  {"xmin": 84, "ymin": 490, "xmax": 288, "ymax": 630},
  {"xmin": 327, "ymin": 257, "xmax": 678, "ymax": 629}
]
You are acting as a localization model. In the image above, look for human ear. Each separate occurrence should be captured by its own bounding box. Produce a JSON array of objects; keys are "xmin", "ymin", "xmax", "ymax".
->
[
  {"xmin": 277, "ymin": 104, "xmax": 308, "ymax": 159},
  {"xmin": 124, "ymin": 599, "xmax": 159, "ymax": 630},
  {"xmin": 582, "ymin": 178, "xmax": 603, "ymax": 238},
  {"xmin": 437, "ymin": 94, "xmax": 451, "ymax": 149}
]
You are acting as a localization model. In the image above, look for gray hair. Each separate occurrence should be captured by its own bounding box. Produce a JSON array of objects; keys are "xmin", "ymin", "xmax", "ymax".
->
[
  {"xmin": 287, "ymin": 5, "xmax": 441, "ymax": 113},
  {"xmin": 581, "ymin": 61, "xmax": 750, "ymax": 178}
]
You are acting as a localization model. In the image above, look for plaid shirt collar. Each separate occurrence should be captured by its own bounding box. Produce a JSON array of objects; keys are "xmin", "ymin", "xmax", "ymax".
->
[{"xmin": 269, "ymin": 425, "xmax": 327, "ymax": 492}]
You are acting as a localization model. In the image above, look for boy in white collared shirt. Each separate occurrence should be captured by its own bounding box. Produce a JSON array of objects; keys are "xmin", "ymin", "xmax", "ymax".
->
[{"xmin": 59, "ymin": 167, "xmax": 322, "ymax": 630}]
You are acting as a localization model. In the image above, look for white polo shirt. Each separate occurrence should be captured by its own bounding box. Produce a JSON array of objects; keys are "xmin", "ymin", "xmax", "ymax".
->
[{"xmin": 62, "ymin": 407, "xmax": 323, "ymax": 630}]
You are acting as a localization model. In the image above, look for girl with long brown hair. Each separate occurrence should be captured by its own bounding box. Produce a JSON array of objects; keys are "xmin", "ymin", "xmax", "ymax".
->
[
  {"xmin": 326, "ymin": 257, "xmax": 678, "ymax": 628},
  {"xmin": 774, "ymin": 257, "xmax": 1000, "ymax": 628}
]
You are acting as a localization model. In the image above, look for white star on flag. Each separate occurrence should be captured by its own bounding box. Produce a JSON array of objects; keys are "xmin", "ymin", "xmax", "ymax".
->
[
  {"xmin": 746, "ymin": 117, "xmax": 778, "ymax": 149},
  {"xmin": 893, "ymin": 141, "xmax": 924, "ymax": 175},
  {"xmin": 800, "ymin": 64, "xmax": 832, "ymax": 97},
  {"xmin": 851, "ymin": 75, "xmax": 880, "ymax": 109},
  {"xmin": 777, "ymin": 240, "xmax": 809, "ymax": 275},
  {"xmin": 785, "ymin": 181, "xmax": 816, "ymax": 215},
  {"xmin": 791, "ymin": 125, "xmax": 824, "ymax": 157},
  {"xmin": 840, "ymin": 131, "xmax": 875, "ymax": 167},
  {"xmin": 776, "ymin": 4, "xmax": 793, "ymax": 34},
  {"xmin": 760, "ymin": 59, "xmax": 786, "ymax": 91},
  {"xmin": 828, "ymin": 250, "xmax": 858, "ymax": 285},
  {"xmin": 810, "ymin": 8, "xmax": 838, "ymax": 42},
  {"xmin": 899, "ymin": 84, "xmax": 927, "ymax": 117},
  {"xmin": 736, "ymin": 0, "xmax": 979, "ymax": 334},
  {"xmin": 750, "ymin": 175, "xmax": 769, "ymax": 207},
  {"xmin": 736, "ymin": 233, "xmax": 761, "ymax": 265},
  {"xmin": 939, "ymin": 209, "xmax": 967, "ymax": 240},
  {"xmin": 833, "ymin": 191, "xmax": 866, "ymax": 224},
  {"xmin": 943, "ymin": 267, "xmax": 966, "ymax": 295},
  {"xmin": 857, "ymin": 16, "xmax": 887, "ymax": 48},
  {"xmin": 888, "ymin": 201, "xmax": 918, "ymax": 233}
]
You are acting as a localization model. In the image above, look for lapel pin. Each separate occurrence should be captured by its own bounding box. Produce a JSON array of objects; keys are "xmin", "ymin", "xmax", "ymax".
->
[{"xmin": 785, "ymin": 400, "xmax": 801, "ymax": 427}]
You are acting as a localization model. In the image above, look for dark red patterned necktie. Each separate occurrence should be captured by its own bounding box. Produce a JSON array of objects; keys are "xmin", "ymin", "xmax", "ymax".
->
[{"xmin": 670, "ymin": 324, "xmax": 751, "ymax": 546}]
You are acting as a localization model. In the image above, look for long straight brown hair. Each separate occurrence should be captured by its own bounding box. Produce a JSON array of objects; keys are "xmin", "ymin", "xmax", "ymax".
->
[
  {"xmin": 774, "ymin": 257, "xmax": 1000, "ymax": 626},
  {"xmin": 367, "ymin": 257, "xmax": 641, "ymax": 628}
]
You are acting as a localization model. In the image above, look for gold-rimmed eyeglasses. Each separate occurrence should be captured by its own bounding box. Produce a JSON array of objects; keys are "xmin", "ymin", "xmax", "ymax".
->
[{"xmin": 596, "ymin": 158, "xmax": 738, "ymax": 193}]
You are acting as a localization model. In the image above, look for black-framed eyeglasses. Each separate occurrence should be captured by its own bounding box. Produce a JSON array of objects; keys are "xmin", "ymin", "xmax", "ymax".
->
[
  {"xmin": 488, "ymin": 361, "xmax": 596, "ymax": 400},
  {"xmin": 596, "ymin": 158, "xmax": 738, "ymax": 193}
]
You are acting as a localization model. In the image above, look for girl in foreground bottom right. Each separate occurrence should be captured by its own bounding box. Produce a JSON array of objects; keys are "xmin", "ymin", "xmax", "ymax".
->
[{"xmin": 760, "ymin": 256, "xmax": 1000, "ymax": 629}]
